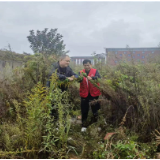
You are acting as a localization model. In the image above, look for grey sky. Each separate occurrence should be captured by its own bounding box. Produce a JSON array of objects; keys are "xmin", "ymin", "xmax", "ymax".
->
[{"xmin": 0, "ymin": 1, "xmax": 160, "ymax": 56}]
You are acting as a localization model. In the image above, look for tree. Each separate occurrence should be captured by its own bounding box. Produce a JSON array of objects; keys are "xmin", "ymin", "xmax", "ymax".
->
[{"xmin": 27, "ymin": 28, "xmax": 68, "ymax": 56}]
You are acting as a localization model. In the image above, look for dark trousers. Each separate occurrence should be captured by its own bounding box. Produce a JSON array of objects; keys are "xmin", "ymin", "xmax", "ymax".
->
[{"xmin": 81, "ymin": 94, "xmax": 100, "ymax": 127}]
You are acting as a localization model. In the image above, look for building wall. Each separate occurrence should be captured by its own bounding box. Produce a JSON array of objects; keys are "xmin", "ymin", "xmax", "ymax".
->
[
  {"xmin": 106, "ymin": 48, "xmax": 160, "ymax": 65},
  {"xmin": 71, "ymin": 57, "xmax": 105, "ymax": 65},
  {"xmin": 0, "ymin": 59, "xmax": 24, "ymax": 79},
  {"xmin": 71, "ymin": 58, "xmax": 94, "ymax": 65}
]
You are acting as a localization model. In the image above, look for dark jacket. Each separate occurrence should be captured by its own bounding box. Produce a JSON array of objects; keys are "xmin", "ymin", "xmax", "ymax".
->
[{"xmin": 46, "ymin": 62, "xmax": 78, "ymax": 88}]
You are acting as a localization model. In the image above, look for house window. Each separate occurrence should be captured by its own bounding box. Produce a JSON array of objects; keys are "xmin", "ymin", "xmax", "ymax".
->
[
  {"xmin": 119, "ymin": 54, "xmax": 122, "ymax": 57},
  {"xmin": 142, "ymin": 51, "xmax": 145, "ymax": 54},
  {"xmin": 142, "ymin": 56, "xmax": 145, "ymax": 59},
  {"xmin": 133, "ymin": 51, "xmax": 135, "ymax": 54},
  {"xmin": 115, "ymin": 60, "xmax": 118, "ymax": 64},
  {"xmin": 128, "ymin": 54, "xmax": 131, "ymax": 57},
  {"xmin": 124, "ymin": 52, "xmax": 126, "ymax": 54},
  {"xmin": 115, "ymin": 51, "xmax": 118, "ymax": 54},
  {"xmin": 137, "ymin": 54, "xmax": 140, "ymax": 56}
]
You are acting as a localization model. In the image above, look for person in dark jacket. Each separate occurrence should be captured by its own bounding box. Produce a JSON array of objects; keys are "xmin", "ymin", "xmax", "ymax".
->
[
  {"xmin": 46, "ymin": 55, "xmax": 78, "ymax": 121},
  {"xmin": 46, "ymin": 55, "xmax": 78, "ymax": 91},
  {"xmin": 78, "ymin": 59, "xmax": 101, "ymax": 132}
]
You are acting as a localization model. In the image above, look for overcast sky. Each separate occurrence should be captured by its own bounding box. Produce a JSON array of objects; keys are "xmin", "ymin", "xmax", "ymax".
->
[{"xmin": 0, "ymin": 1, "xmax": 160, "ymax": 56}]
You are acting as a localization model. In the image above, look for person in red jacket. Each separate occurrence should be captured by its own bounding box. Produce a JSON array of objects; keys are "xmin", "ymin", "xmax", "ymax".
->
[{"xmin": 78, "ymin": 59, "xmax": 101, "ymax": 132}]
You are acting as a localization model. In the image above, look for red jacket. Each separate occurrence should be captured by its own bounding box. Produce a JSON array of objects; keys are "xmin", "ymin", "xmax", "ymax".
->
[{"xmin": 80, "ymin": 68, "xmax": 101, "ymax": 98}]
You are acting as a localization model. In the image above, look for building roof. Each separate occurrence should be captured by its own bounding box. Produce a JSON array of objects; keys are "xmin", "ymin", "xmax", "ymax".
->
[
  {"xmin": 106, "ymin": 47, "xmax": 159, "ymax": 49},
  {"xmin": 71, "ymin": 53, "xmax": 105, "ymax": 59},
  {"xmin": 95, "ymin": 53, "xmax": 105, "ymax": 58},
  {"xmin": 70, "ymin": 56, "xmax": 93, "ymax": 58},
  {"xmin": 105, "ymin": 47, "xmax": 160, "ymax": 52}
]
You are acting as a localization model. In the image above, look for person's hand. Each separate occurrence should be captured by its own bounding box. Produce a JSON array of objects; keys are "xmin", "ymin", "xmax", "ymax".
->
[
  {"xmin": 71, "ymin": 75, "xmax": 75, "ymax": 79},
  {"xmin": 87, "ymin": 76, "xmax": 92, "ymax": 80},
  {"xmin": 67, "ymin": 77, "xmax": 74, "ymax": 81},
  {"xmin": 80, "ymin": 72, "xmax": 83, "ymax": 77}
]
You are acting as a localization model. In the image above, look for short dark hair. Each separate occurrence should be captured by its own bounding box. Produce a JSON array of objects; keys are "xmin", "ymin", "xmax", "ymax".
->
[
  {"xmin": 59, "ymin": 55, "xmax": 69, "ymax": 61},
  {"xmin": 83, "ymin": 59, "xmax": 91, "ymax": 65}
]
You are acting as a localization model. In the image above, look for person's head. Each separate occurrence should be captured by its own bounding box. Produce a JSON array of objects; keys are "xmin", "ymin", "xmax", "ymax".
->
[
  {"xmin": 83, "ymin": 59, "xmax": 92, "ymax": 72},
  {"xmin": 59, "ymin": 55, "xmax": 70, "ymax": 68}
]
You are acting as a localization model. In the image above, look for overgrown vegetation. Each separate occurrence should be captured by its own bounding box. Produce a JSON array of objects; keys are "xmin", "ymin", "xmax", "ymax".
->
[
  {"xmin": 0, "ymin": 29, "xmax": 160, "ymax": 158},
  {"xmin": 0, "ymin": 50, "xmax": 28, "ymax": 61},
  {"xmin": 0, "ymin": 52, "xmax": 159, "ymax": 158}
]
